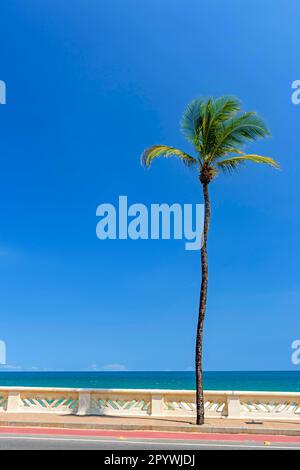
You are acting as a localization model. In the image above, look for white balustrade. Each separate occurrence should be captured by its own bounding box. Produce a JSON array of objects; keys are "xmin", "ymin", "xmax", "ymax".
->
[{"xmin": 0, "ymin": 387, "xmax": 299, "ymax": 421}]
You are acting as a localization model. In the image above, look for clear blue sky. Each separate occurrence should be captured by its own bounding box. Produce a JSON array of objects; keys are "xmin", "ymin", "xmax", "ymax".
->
[{"xmin": 0, "ymin": 0, "xmax": 299, "ymax": 371}]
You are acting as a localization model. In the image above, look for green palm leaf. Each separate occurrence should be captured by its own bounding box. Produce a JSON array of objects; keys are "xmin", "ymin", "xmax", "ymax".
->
[
  {"xmin": 180, "ymin": 99, "xmax": 203, "ymax": 147},
  {"xmin": 217, "ymin": 154, "xmax": 280, "ymax": 173},
  {"xmin": 209, "ymin": 96, "xmax": 241, "ymax": 124},
  {"xmin": 211, "ymin": 113, "xmax": 271, "ymax": 159},
  {"xmin": 202, "ymin": 97, "xmax": 241, "ymax": 157},
  {"xmin": 141, "ymin": 145, "xmax": 198, "ymax": 168}
]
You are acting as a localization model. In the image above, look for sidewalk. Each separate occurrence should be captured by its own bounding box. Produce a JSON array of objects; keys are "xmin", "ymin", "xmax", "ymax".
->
[{"xmin": 0, "ymin": 413, "xmax": 300, "ymax": 436}]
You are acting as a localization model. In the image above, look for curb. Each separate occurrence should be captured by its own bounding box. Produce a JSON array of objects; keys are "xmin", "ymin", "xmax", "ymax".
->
[{"xmin": 0, "ymin": 420, "xmax": 300, "ymax": 437}]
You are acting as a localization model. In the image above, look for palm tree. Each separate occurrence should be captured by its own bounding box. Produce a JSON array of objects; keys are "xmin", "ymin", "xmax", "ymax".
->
[{"xmin": 141, "ymin": 96, "xmax": 279, "ymax": 425}]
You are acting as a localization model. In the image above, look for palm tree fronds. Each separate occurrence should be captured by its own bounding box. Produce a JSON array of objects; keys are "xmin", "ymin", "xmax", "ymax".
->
[
  {"xmin": 202, "ymin": 97, "xmax": 240, "ymax": 157},
  {"xmin": 180, "ymin": 99, "xmax": 203, "ymax": 147},
  {"xmin": 180, "ymin": 96, "xmax": 239, "ymax": 150},
  {"xmin": 224, "ymin": 148, "xmax": 244, "ymax": 155},
  {"xmin": 217, "ymin": 154, "xmax": 280, "ymax": 173},
  {"xmin": 209, "ymin": 96, "xmax": 241, "ymax": 125},
  {"xmin": 212, "ymin": 113, "xmax": 271, "ymax": 159},
  {"xmin": 141, "ymin": 145, "xmax": 198, "ymax": 168}
]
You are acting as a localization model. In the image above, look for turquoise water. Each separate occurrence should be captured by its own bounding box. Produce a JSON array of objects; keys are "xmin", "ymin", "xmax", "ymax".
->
[{"xmin": 0, "ymin": 371, "xmax": 300, "ymax": 391}]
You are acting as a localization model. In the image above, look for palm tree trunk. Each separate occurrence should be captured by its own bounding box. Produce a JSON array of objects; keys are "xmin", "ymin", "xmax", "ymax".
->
[{"xmin": 195, "ymin": 182, "xmax": 211, "ymax": 425}]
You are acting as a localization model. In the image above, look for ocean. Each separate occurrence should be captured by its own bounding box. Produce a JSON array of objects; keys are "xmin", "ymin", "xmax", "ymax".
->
[{"xmin": 0, "ymin": 371, "xmax": 299, "ymax": 391}]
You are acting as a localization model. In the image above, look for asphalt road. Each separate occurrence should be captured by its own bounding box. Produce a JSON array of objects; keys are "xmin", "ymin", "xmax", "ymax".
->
[{"xmin": 0, "ymin": 434, "xmax": 299, "ymax": 450}]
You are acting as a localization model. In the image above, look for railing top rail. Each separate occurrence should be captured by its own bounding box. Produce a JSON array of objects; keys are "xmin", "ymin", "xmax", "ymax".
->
[{"xmin": 0, "ymin": 386, "xmax": 299, "ymax": 397}]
